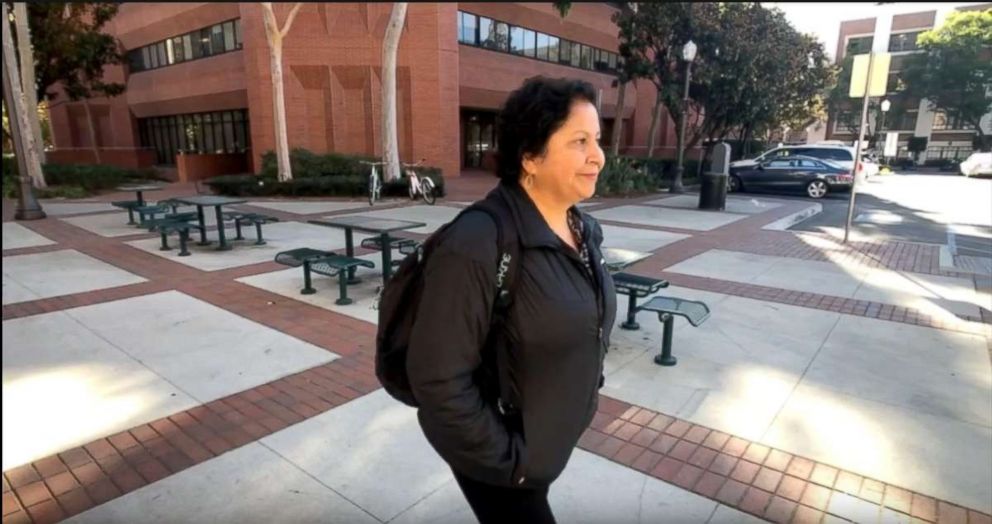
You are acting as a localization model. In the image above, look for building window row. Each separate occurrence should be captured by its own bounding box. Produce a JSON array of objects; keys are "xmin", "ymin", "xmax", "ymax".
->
[
  {"xmin": 128, "ymin": 19, "xmax": 242, "ymax": 73},
  {"xmin": 457, "ymin": 11, "xmax": 619, "ymax": 74},
  {"xmin": 932, "ymin": 111, "xmax": 975, "ymax": 131},
  {"xmin": 888, "ymin": 30, "xmax": 924, "ymax": 53},
  {"xmin": 138, "ymin": 109, "xmax": 250, "ymax": 165}
]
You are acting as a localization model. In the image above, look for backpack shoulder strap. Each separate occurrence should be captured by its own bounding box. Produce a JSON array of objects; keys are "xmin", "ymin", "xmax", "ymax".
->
[
  {"xmin": 459, "ymin": 196, "xmax": 522, "ymax": 417},
  {"xmin": 463, "ymin": 197, "xmax": 521, "ymax": 310}
]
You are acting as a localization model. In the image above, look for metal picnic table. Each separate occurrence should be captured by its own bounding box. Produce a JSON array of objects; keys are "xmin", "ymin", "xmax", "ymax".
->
[
  {"xmin": 172, "ymin": 195, "xmax": 248, "ymax": 251},
  {"xmin": 602, "ymin": 247, "xmax": 652, "ymax": 273},
  {"xmin": 308, "ymin": 215, "xmax": 426, "ymax": 281},
  {"xmin": 116, "ymin": 183, "xmax": 165, "ymax": 206}
]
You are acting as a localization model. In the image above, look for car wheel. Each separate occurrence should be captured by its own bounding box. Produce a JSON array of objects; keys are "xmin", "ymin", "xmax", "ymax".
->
[
  {"xmin": 806, "ymin": 180, "xmax": 828, "ymax": 199},
  {"xmin": 728, "ymin": 175, "xmax": 743, "ymax": 193}
]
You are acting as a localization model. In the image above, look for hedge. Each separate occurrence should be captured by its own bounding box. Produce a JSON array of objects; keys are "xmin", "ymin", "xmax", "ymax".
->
[
  {"xmin": 207, "ymin": 148, "xmax": 446, "ymax": 198},
  {"xmin": 2, "ymin": 155, "xmax": 161, "ymax": 199}
]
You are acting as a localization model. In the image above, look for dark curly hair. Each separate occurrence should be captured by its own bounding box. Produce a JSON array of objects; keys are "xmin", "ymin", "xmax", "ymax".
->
[{"xmin": 495, "ymin": 76, "xmax": 598, "ymax": 184}]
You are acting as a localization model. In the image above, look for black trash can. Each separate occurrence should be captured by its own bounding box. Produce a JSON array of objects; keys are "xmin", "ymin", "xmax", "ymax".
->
[{"xmin": 698, "ymin": 172, "xmax": 729, "ymax": 211}]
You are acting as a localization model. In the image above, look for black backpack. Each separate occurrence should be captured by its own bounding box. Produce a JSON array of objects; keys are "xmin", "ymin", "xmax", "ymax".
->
[{"xmin": 375, "ymin": 194, "xmax": 521, "ymax": 414}]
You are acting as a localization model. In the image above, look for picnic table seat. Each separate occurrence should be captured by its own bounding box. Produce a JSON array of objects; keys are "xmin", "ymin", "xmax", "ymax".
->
[
  {"xmin": 274, "ymin": 248, "xmax": 375, "ymax": 305},
  {"xmin": 143, "ymin": 212, "xmax": 199, "ymax": 232},
  {"xmin": 613, "ymin": 272, "xmax": 670, "ymax": 330},
  {"xmin": 637, "ymin": 295, "xmax": 711, "ymax": 367},
  {"xmin": 360, "ymin": 237, "xmax": 419, "ymax": 251},
  {"xmin": 111, "ymin": 200, "xmax": 143, "ymax": 224},
  {"xmin": 224, "ymin": 212, "xmax": 279, "ymax": 245},
  {"xmin": 134, "ymin": 203, "xmax": 173, "ymax": 225},
  {"xmin": 157, "ymin": 221, "xmax": 205, "ymax": 257}
]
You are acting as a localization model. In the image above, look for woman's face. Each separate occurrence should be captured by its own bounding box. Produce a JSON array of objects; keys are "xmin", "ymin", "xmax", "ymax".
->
[{"xmin": 523, "ymin": 100, "xmax": 605, "ymax": 205}]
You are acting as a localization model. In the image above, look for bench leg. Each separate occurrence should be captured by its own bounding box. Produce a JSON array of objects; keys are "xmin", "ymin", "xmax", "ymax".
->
[
  {"xmin": 621, "ymin": 294, "xmax": 641, "ymax": 330},
  {"xmin": 336, "ymin": 271, "xmax": 353, "ymax": 305},
  {"xmin": 234, "ymin": 219, "xmax": 244, "ymax": 240},
  {"xmin": 653, "ymin": 313, "xmax": 677, "ymax": 366},
  {"xmin": 126, "ymin": 208, "xmax": 136, "ymax": 225},
  {"xmin": 177, "ymin": 231, "xmax": 191, "ymax": 257},
  {"xmin": 159, "ymin": 231, "xmax": 171, "ymax": 251},
  {"xmin": 253, "ymin": 222, "xmax": 266, "ymax": 246},
  {"xmin": 301, "ymin": 261, "xmax": 317, "ymax": 295}
]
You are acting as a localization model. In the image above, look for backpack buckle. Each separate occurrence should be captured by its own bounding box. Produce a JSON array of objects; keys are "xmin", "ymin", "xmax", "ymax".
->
[{"xmin": 497, "ymin": 397, "xmax": 517, "ymax": 416}]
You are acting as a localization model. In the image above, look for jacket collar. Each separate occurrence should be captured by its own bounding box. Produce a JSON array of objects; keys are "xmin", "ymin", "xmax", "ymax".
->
[{"xmin": 490, "ymin": 180, "xmax": 591, "ymax": 250}]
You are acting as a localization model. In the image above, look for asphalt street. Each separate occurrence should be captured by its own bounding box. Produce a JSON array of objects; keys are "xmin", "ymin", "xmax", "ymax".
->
[{"xmin": 742, "ymin": 171, "xmax": 992, "ymax": 259}]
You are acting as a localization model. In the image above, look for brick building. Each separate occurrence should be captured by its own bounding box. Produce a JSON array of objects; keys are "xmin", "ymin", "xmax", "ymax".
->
[
  {"xmin": 827, "ymin": 4, "xmax": 992, "ymax": 162},
  {"xmin": 45, "ymin": 3, "xmax": 682, "ymax": 181}
]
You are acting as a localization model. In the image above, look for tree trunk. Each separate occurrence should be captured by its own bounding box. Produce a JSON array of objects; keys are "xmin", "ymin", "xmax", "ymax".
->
[
  {"xmin": 1, "ymin": 3, "xmax": 44, "ymax": 190},
  {"xmin": 381, "ymin": 3, "xmax": 407, "ymax": 183},
  {"xmin": 610, "ymin": 80, "xmax": 626, "ymax": 157},
  {"xmin": 13, "ymin": 3, "xmax": 47, "ymax": 179},
  {"xmin": 82, "ymin": 98, "xmax": 101, "ymax": 164},
  {"xmin": 262, "ymin": 3, "xmax": 303, "ymax": 182},
  {"xmin": 645, "ymin": 95, "xmax": 663, "ymax": 158}
]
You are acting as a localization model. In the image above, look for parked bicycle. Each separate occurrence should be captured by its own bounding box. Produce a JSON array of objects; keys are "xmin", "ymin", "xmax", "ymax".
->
[
  {"xmin": 361, "ymin": 160, "xmax": 388, "ymax": 206},
  {"xmin": 402, "ymin": 159, "xmax": 436, "ymax": 205}
]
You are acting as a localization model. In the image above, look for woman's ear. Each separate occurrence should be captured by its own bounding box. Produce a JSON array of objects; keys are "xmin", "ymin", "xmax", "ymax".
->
[{"xmin": 521, "ymin": 153, "xmax": 540, "ymax": 178}]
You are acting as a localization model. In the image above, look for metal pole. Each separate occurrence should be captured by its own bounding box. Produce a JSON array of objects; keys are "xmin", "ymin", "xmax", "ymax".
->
[
  {"xmin": 1, "ymin": 41, "xmax": 46, "ymax": 220},
  {"xmin": 843, "ymin": 53, "xmax": 875, "ymax": 244},
  {"xmin": 674, "ymin": 60, "xmax": 692, "ymax": 193}
]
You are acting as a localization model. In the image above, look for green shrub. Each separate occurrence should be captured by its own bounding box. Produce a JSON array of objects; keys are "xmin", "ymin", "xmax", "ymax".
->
[
  {"xmin": 234, "ymin": 148, "xmax": 446, "ymax": 199},
  {"xmin": 37, "ymin": 185, "xmax": 88, "ymax": 199},
  {"xmin": 1, "ymin": 157, "xmax": 160, "ymax": 199},
  {"xmin": 2, "ymin": 155, "xmax": 17, "ymax": 198},
  {"xmin": 595, "ymin": 155, "xmax": 657, "ymax": 197},
  {"xmin": 621, "ymin": 156, "xmax": 702, "ymax": 189}
]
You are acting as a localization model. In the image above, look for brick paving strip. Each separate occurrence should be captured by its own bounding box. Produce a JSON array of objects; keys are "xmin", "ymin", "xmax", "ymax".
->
[{"xmin": 3, "ymin": 192, "xmax": 991, "ymax": 523}]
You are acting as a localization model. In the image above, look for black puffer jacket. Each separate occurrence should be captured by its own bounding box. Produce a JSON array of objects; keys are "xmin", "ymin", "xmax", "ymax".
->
[{"xmin": 407, "ymin": 181, "xmax": 617, "ymax": 489}]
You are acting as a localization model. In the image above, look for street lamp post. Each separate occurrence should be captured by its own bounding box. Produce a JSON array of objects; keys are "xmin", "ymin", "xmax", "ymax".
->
[
  {"xmin": 673, "ymin": 39, "xmax": 697, "ymax": 194},
  {"xmin": 879, "ymin": 99, "xmax": 890, "ymax": 164}
]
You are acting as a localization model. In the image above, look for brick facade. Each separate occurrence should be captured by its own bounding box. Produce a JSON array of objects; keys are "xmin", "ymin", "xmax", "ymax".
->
[{"xmin": 46, "ymin": 2, "xmax": 674, "ymax": 178}]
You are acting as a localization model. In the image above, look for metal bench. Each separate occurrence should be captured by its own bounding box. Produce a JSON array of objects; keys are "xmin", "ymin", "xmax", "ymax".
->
[
  {"xmin": 134, "ymin": 204, "xmax": 172, "ymax": 226},
  {"xmin": 157, "ymin": 221, "xmax": 205, "ymax": 257},
  {"xmin": 638, "ymin": 296, "xmax": 711, "ymax": 367},
  {"xmin": 226, "ymin": 212, "xmax": 279, "ymax": 245},
  {"xmin": 111, "ymin": 200, "xmax": 143, "ymax": 225},
  {"xmin": 613, "ymin": 272, "xmax": 670, "ymax": 330},
  {"xmin": 274, "ymin": 248, "xmax": 375, "ymax": 305},
  {"xmin": 143, "ymin": 212, "xmax": 198, "ymax": 232},
  {"xmin": 360, "ymin": 236, "xmax": 418, "ymax": 252}
]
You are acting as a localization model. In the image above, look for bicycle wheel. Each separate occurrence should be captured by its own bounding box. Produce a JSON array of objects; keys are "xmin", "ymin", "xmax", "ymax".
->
[
  {"xmin": 421, "ymin": 177, "xmax": 436, "ymax": 205},
  {"xmin": 368, "ymin": 172, "xmax": 380, "ymax": 206},
  {"xmin": 408, "ymin": 177, "xmax": 416, "ymax": 200}
]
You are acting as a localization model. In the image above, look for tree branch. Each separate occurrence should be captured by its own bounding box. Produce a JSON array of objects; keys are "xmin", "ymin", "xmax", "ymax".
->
[{"xmin": 280, "ymin": 3, "xmax": 304, "ymax": 38}]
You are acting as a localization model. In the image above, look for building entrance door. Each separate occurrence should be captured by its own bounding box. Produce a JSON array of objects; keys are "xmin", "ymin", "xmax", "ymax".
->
[{"xmin": 463, "ymin": 110, "xmax": 497, "ymax": 169}]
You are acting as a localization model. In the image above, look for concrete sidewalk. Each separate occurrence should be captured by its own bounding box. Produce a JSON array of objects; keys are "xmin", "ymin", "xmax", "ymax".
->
[{"xmin": 2, "ymin": 181, "xmax": 990, "ymax": 524}]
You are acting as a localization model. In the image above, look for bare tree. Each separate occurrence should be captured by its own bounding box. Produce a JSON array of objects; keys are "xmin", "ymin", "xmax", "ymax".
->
[
  {"xmin": 261, "ymin": 2, "xmax": 302, "ymax": 182},
  {"xmin": 2, "ymin": 2, "xmax": 45, "ymax": 192},
  {"xmin": 381, "ymin": 3, "xmax": 408, "ymax": 182},
  {"xmin": 12, "ymin": 3, "xmax": 46, "ymax": 178}
]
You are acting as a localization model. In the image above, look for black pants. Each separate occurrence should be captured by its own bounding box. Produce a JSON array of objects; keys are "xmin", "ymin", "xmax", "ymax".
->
[{"xmin": 453, "ymin": 470, "xmax": 556, "ymax": 524}]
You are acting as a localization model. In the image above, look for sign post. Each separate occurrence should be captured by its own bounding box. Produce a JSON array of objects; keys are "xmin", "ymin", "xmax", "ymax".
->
[{"xmin": 844, "ymin": 52, "xmax": 890, "ymax": 244}]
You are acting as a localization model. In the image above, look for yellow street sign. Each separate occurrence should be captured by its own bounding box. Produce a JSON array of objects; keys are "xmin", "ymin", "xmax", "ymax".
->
[{"xmin": 849, "ymin": 53, "xmax": 891, "ymax": 98}]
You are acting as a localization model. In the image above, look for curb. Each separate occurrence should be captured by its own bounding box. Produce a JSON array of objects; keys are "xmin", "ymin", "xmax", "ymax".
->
[{"xmin": 761, "ymin": 203, "xmax": 822, "ymax": 231}]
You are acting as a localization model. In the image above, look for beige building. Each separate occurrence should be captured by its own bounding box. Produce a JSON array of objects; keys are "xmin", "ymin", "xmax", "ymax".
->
[{"xmin": 826, "ymin": 4, "xmax": 992, "ymax": 162}]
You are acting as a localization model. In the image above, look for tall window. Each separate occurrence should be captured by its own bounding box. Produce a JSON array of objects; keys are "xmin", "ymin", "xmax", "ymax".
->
[
  {"xmin": 458, "ymin": 12, "xmax": 477, "ymax": 45},
  {"xmin": 845, "ymin": 36, "xmax": 873, "ymax": 56},
  {"xmin": 127, "ymin": 19, "xmax": 243, "ymax": 72},
  {"xmin": 536, "ymin": 33, "xmax": 549, "ymax": 61},
  {"xmin": 510, "ymin": 26, "xmax": 525, "ymax": 55},
  {"xmin": 888, "ymin": 31, "xmax": 923, "ymax": 53},
  {"xmin": 138, "ymin": 109, "xmax": 250, "ymax": 165}
]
